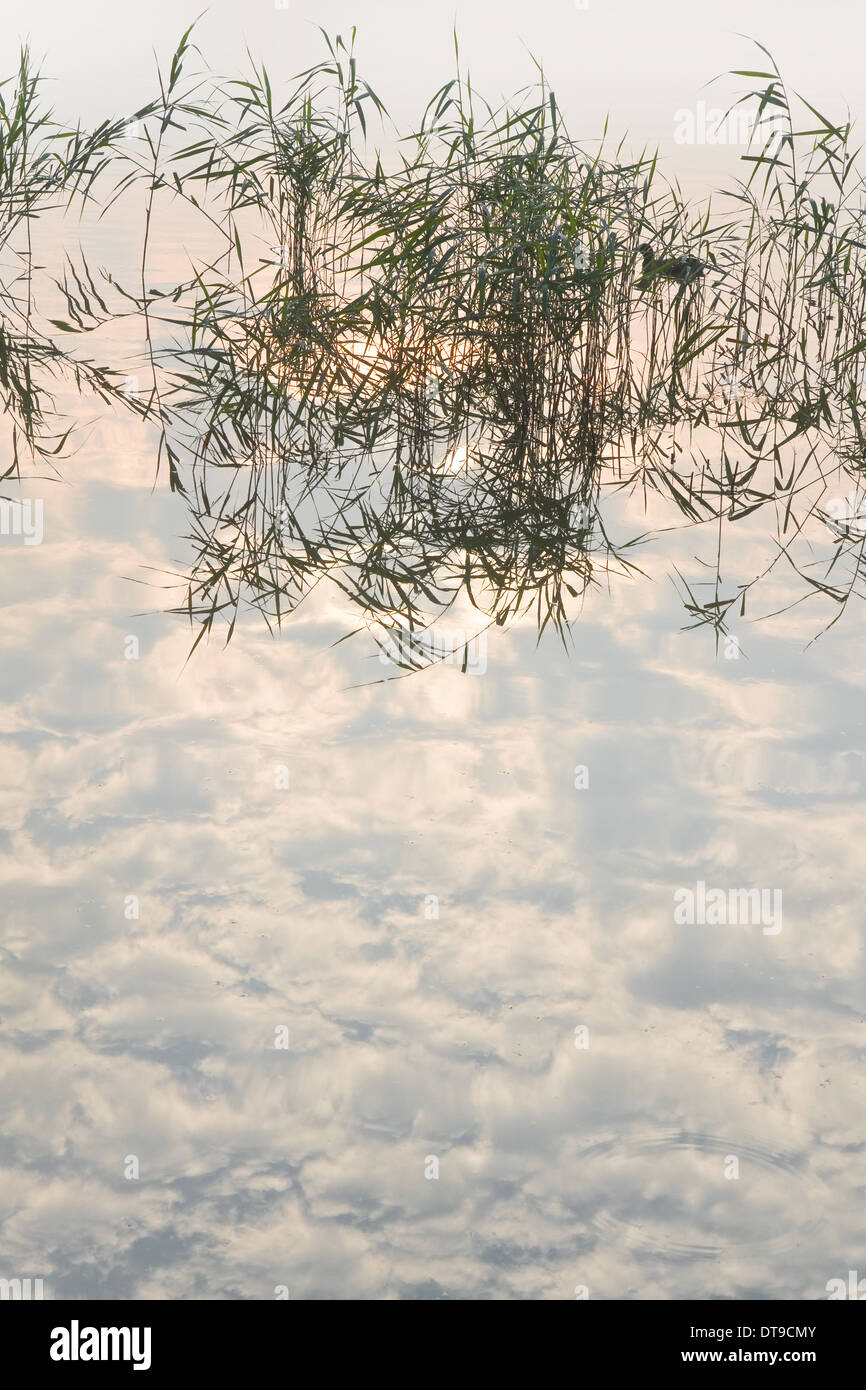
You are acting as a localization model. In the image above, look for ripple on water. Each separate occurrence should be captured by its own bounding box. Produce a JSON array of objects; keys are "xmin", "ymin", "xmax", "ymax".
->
[{"xmin": 579, "ymin": 1130, "xmax": 823, "ymax": 1260}]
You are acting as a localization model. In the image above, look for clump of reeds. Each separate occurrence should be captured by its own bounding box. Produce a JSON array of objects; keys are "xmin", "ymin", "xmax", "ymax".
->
[
  {"xmin": 9, "ymin": 27, "xmax": 866, "ymax": 665},
  {"xmin": 0, "ymin": 48, "xmax": 150, "ymax": 475}
]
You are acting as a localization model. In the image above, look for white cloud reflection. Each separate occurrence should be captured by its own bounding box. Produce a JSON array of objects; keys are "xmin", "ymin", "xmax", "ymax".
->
[{"xmin": 2, "ymin": 406, "xmax": 866, "ymax": 1304}]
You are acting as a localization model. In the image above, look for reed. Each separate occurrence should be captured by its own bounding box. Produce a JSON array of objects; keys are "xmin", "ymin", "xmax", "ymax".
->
[{"xmin": 0, "ymin": 48, "xmax": 149, "ymax": 475}]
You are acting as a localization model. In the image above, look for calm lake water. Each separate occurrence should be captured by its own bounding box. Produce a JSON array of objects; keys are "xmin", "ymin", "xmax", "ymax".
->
[
  {"xmin": 2, "ymin": 0, "xmax": 866, "ymax": 1291},
  {"xmin": 2, "ymin": 366, "xmax": 865, "ymax": 1299}
]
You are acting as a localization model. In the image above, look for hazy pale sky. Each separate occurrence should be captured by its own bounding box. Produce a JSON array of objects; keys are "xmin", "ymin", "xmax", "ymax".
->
[{"xmin": 2, "ymin": 0, "xmax": 862, "ymax": 188}]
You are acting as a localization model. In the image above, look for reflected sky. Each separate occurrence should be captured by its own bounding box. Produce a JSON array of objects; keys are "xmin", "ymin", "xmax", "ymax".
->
[
  {"xmin": 2, "ymin": 392, "xmax": 865, "ymax": 1300},
  {"xmin": 2, "ymin": 0, "xmax": 866, "ymax": 1302}
]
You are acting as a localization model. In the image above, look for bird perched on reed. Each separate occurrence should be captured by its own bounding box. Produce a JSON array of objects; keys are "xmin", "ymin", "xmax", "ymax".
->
[{"xmin": 636, "ymin": 243, "xmax": 705, "ymax": 290}]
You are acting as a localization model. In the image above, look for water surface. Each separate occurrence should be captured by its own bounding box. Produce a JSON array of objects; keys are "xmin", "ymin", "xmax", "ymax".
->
[{"xmin": 2, "ymin": 396, "xmax": 864, "ymax": 1299}]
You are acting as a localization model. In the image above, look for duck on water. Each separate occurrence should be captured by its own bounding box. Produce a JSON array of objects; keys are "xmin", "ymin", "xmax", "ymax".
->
[{"xmin": 636, "ymin": 243, "xmax": 706, "ymax": 289}]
